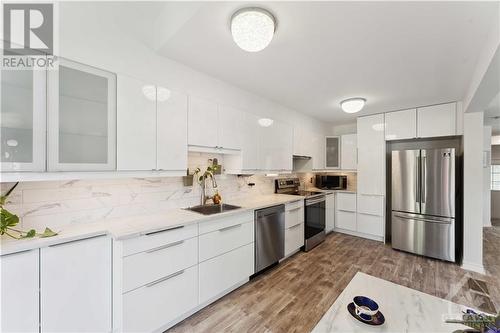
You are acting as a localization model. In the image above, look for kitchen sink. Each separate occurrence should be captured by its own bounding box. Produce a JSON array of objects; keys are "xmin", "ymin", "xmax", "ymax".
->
[{"xmin": 186, "ymin": 203, "xmax": 242, "ymax": 215}]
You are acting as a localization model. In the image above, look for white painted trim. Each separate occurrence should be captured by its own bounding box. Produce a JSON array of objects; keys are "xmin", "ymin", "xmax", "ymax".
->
[
  {"xmin": 461, "ymin": 261, "xmax": 486, "ymax": 275},
  {"xmin": 333, "ymin": 228, "xmax": 384, "ymax": 242}
]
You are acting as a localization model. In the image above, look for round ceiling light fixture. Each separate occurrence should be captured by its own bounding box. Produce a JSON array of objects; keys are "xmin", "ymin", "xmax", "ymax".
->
[
  {"xmin": 340, "ymin": 98, "xmax": 366, "ymax": 113},
  {"xmin": 231, "ymin": 8, "xmax": 276, "ymax": 52},
  {"xmin": 258, "ymin": 118, "xmax": 274, "ymax": 127}
]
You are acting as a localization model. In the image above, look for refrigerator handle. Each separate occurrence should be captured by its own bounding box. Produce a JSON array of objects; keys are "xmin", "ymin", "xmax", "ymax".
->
[
  {"xmin": 422, "ymin": 155, "xmax": 426, "ymax": 204},
  {"xmin": 415, "ymin": 155, "xmax": 420, "ymax": 204}
]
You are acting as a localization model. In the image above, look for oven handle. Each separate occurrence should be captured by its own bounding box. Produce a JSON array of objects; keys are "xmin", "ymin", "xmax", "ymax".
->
[{"xmin": 306, "ymin": 197, "xmax": 326, "ymax": 206}]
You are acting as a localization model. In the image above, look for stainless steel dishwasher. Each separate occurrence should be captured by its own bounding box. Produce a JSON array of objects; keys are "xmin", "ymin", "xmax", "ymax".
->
[{"xmin": 254, "ymin": 204, "xmax": 285, "ymax": 274}]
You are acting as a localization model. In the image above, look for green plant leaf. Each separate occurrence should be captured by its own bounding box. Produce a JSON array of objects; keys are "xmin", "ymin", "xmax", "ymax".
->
[
  {"xmin": 20, "ymin": 229, "xmax": 36, "ymax": 239},
  {"xmin": 1, "ymin": 209, "xmax": 19, "ymax": 228},
  {"xmin": 40, "ymin": 228, "xmax": 58, "ymax": 238}
]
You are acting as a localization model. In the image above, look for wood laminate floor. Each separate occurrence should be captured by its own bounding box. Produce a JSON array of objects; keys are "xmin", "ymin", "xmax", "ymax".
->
[{"xmin": 169, "ymin": 226, "xmax": 500, "ymax": 333}]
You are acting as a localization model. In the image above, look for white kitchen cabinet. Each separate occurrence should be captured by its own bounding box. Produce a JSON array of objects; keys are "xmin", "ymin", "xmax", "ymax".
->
[
  {"xmin": 199, "ymin": 243, "xmax": 254, "ymax": 304},
  {"xmin": 335, "ymin": 192, "xmax": 356, "ymax": 231},
  {"xmin": 123, "ymin": 265, "xmax": 198, "ymax": 333},
  {"xmin": 156, "ymin": 88, "xmax": 188, "ymax": 171},
  {"xmin": 357, "ymin": 213, "xmax": 384, "ymax": 237},
  {"xmin": 341, "ymin": 134, "xmax": 357, "ymax": 170},
  {"xmin": 1, "ymin": 68, "xmax": 46, "ymax": 172},
  {"xmin": 47, "ymin": 58, "xmax": 116, "ymax": 171},
  {"xmin": 325, "ymin": 136, "xmax": 340, "ymax": 168},
  {"xmin": 312, "ymin": 132, "xmax": 325, "ymax": 170},
  {"xmin": 417, "ymin": 102, "xmax": 456, "ymax": 138},
  {"xmin": 199, "ymin": 221, "xmax": 254, "ymax": 262},
  {"xmin": 325, "ymin": 193, "xmax": 335, "ymax": 232},
  {"xmin": 41, "ymin": 236, "xmax": 112, "ymax": 333},
  {"xmin": 188, "ymin": 95, "xmax": 218, "ymax": 148},
  {"xmin": 117, "ymin": 75, "xmax": 156, "ymax": 170},
  {"xmin": 218, "ymin": 105, "xmax": 243, "ymax": 150},
  {"xmin": 260, "ymin": 120, "xmax": 293, "ymax": 171},
  {"xmin": 284, "ymin": 200, "xmax": 305, "ymax": 256},
  {"xmin": 357, "ymin": 114, "xmax": 385, "ymax": 195},
  {"xmin": 1, "ymin": 249, "xmax": 39, "ymax": 333},
  {"xmin": 224, "ymin": 112, "xmax": 261, "ymax": 173},
  {"xmin": 357, "ymin": 194, "xmax": 385, "ymax": 238},
  {"xmin": 385, "ymin": 108, "xmax": 417, "ymax": 140}
]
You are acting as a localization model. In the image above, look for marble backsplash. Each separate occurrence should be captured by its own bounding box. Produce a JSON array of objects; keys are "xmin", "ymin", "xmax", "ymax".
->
[{"xmin": 0, "ymin": 153, "xmax": 357, "ymax": 231}]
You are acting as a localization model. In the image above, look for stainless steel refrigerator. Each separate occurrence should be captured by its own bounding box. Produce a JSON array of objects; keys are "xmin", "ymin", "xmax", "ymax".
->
[{"xmin": 391, "ymin": 148, "xmax": 456, "ymax": 262}]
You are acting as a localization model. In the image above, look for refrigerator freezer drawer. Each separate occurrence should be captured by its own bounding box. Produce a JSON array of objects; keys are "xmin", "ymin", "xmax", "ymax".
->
[{"xmin": 391, "ymin": 212, "xmax": 455, "ymax": 262}]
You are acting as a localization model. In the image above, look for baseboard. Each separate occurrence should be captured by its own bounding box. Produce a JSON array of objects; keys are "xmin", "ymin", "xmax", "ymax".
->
[
  {"xmin": 333, "ymin": 228, "xmax": 384, "ymax": 242},
  {"xmin": 461, "ymin": 261, "xmax": 486, "ymax": 274},
  {"xmin": 155, "ymin": 278, "xmax": 250, "ymax": 332}
]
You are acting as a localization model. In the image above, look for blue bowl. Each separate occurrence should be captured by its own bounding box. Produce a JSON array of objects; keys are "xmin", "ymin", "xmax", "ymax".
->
[{"xmin": 353, "ymin": 296, "xmax": 379, "ymax": 320}]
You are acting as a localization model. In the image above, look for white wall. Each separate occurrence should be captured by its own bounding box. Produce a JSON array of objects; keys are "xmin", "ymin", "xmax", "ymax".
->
[
  {"xmin": 483, "ymin": 126, "xmax": 492, "ymax": 226},
  {"xmin": 57, "ymin": 2, "xmax": 329, "ymax": 136},
  {"xmin": 462, "ymin": 112, "xmax": 485, "ymax": 274},
  {"xmin": 331, "ymin": 123, "xmax": 357, "ymax": 135}
]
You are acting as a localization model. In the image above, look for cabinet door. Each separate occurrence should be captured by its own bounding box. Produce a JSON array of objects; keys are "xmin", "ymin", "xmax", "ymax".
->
[
  {"xmin": 260, "ymin": 120, "xmax": 293, "ymax": 171},
  {"xmin": 47, "ymin": 58, "xmax": 116, "ymax": 171},
  {"xmin": 341, "ymin": 134, "xmax": 357, "ymax": 170},
  {"xmin": 157, "ymin": 88, "xmax": 188, "ymax": 171},
  {"xmin": 241, "ymin": 112, "xmax": 261, "ymax": 170},
  {"xmin": 312, "ymin": 133, "xmax": 325, "ymax": 170},
  {"xmin": 357, "ymin": 114, "xmax": 385, "ymax": 195},
  {"xmin": 41, "ymin": 236, "xmax": 112, "ymax": 332},
  {"xmin": 417, "ymin": 103, "xmax": 456, "ymax": 138},
  {"xmin": 1, "ymin": 68, "xmax": 46, "ymax": 171},
  {"xmin": 117, "ymin": 75, "xmax": 156, "ymax": 170},
  {"xmin": 1, "ymin": 250, "xmax": 39, "ymax": 333},
  {"xmin": 385, "ymin": 109, "xmax": 416, "ymax": 140},
  {"xmin": 218, "ymin": 105, "xmax": 242, "ymax": 150},
  {"xmin": 188, "ymin": 96, "xmax": 218, "ymax": 148},
  {"xmin": 325, "ymin": 136, "xmax": 340, "ymax": 168},
  {"xmin": 325, "ymin": 193, "xmax": 335, "ymax": 232},
  {"xmin": 335, "ymin": 210, "xmax": 356, "ymax": 231}
]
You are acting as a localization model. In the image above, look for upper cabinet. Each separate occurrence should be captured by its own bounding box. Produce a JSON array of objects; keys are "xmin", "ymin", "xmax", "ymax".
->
[
  {"xmin": 240, "ymin": 112, "xmax": 261, "ymax": 170},
  {"xmin": 1, "ymin": 68, "xmax": 46, "ymax": 172},
  {"xmin": 117, "ymin": 75, "xmax": 187, "ymax": 171},
  {"xmin": 385, "ymin": 109, "xmax": 417, "ymax": 140},
  {"xmin": 260, "ymin": 120, "xmax": 293, "ymax": 171},
  {"xmin": 311, "ymin": 132, "xmax": 325, "ymax": 170},
  {"xmin": 341, "ymin": 134, "xmax": 357, "ymax": 170},
  {"xmin": 325, "ymin": 136, "xmax": 340, "ymax": 169},
  {"xmin": 188, "ymin": 96, "xmax": 243, "ymax": 151},
  {"xmin": 357, "ymin": 114, "xmax": 385, "ymax": 195},
  {"xmin": 417, "ymin": 102, "xmax": 456, "ymax": 138},
  {"xmin": 47, "ymin": 58, "xmax": 117, "ymax": 171}
]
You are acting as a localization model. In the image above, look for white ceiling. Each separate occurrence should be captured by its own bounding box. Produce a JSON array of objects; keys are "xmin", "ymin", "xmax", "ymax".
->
[{"xmin": 100, "ymin": 1, "xmax": 499, "ymax": 124}]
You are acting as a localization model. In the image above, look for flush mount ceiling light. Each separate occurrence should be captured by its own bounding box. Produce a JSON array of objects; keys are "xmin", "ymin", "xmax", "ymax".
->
[
  {"xmin": 340, "ymin": 98, "xmax": 366, "ymax": 113},
  {"xmin": 156, "ymin": 87, "xmax": 171, "ymax": 102},
  {"xmin": 142, "ymin": 85, "xmax": 156, "ymax": 101},
  {"xmin": 231, "ymin": 8, "xmax": 276, "ymax": 52},
  {"xmin": 258, "ymin": 118, "xmax": 274, "ymax": 127}
]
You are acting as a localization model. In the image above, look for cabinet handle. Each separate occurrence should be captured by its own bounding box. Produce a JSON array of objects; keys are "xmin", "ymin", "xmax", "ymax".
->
[
  {"xmin": 218, "ymin": 224, "xmax": 242, "ymax": 232},
  {"xmin": 145, "ymin": 270, "xmax": 185, "ymax": 288},
  {"xmin": 145, "ymin": 240, "xmax": 184, "ymax": 253},
  {"xmin": 289, "ymin": 222, "xmax": 302, "ymax": 229},
  {"xmin": 287, "ymin": 206, "xmax": 302, "ymax": 212},
  {"xmin": 145, "ymin": 225, "xmax": 184, "ymax": 236},
  {"xmin": 48, "ymin": 234, "xmax": 106, "ymax": 248}
]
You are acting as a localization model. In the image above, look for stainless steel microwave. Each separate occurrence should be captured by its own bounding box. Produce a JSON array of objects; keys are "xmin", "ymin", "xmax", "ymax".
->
[{"xmin": 315, "ymin": 175, "xmax": 347, "ymax": 190}]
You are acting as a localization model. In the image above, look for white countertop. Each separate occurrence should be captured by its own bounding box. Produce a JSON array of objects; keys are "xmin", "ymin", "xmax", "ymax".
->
[
  {"xmin": 312, "ymin": 272, "xmax": 473, "ymax": 333},
  {"xmin": 0, "ymin": 194, "xmax": 303, "ymax": 256}
]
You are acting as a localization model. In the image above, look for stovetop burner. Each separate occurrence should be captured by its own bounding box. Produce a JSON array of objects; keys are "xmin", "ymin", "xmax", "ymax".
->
[{"xmin": 294, "ymin": 190, "xmax": 323, "ymax": 197}]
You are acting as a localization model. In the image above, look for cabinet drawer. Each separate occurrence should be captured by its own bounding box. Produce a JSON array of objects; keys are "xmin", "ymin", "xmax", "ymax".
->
[
  {"xmin": 199, "ymin": 243, "xmax": 254, "ymax": 304},
  {"xmin": 357, "ymin": 194, "xmax": 384, "ymax": 216},
  {"xmin": 357, "ymin": 213, "xmax": 384, "ymax": 237},
  {"xmin": 336, "ymin": 210, "xmax": 356, "ymax": 231},
  {"xmin": 199, "ymin": 221, "xmax": 254, "ymax": 262},
  {"xmin": 199, "ymin": 211, "xmax": 253, "ymax": 235},
  {"xmin": 123, "ymin": 265, "xmax": 198, "ymax": 333},
  {"xmin": 336, "ymin": 193, "xmax": 356, "ymax": 212},
  {"xmin": 123, "ymin": 237, "xmax": 198, "ymax": 293},
  {"xmin": 285, "ymin": 204, "xmax": 304, "ymax": 228},
  {"xmin": 285, "ymin": 200, "xmax": 303, "ymax": 211},
  {"xmin": 285, "ymin": 223, "xmax": 304, "ymax": 256},
  {"xmin": 123, "ymin": 223, "xmax": 197, "ymax": 257}
]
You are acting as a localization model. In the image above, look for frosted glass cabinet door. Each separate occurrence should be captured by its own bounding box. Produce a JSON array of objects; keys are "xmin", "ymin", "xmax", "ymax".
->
[
  {"xmin": 47, "ymin": 58, "xmax": 116, "ymax": 171},
  {"xmin": 325, "ymin": 136, "xmax": 340, "ymax": 168},
  {"xmin": 1, "ymin": 69, "xmax": 46, "ymax": 171}
]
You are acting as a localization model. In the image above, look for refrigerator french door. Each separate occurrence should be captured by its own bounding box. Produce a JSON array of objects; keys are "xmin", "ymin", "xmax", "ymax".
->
[{"xmin": 391, "ymin": 148, "xmax": 455, "ymax": 262}]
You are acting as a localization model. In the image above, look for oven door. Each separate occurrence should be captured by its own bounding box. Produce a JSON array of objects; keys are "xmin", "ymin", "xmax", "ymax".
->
[{"xmin": 305, "ymin": 196, "xmax": 326, "ymax": 240}]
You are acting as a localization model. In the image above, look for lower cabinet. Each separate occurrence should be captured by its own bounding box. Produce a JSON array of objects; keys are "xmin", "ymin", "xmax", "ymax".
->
[
  {"xmin": 41, "ymin": 236, "xmax": 112, "ymax": 333},
  {"xmin": 335, "ymin": 192, "xmax": 357, "ymax": 231},
  {"xmin": 123, "ymin": 265, "xmax": 198, "ymax": 333},
  {"xmin": 325, "ymin": 193, "xmax": 335, "ymax": 232},
  {"xmin": 284, "ymin": 200, "xmax": 305, "ymax": 256},
  {"xmin": 199, "ymin": 243, "xmax": 254, "ymax": 304},
  {"xmin": 356, "ymin": 194, "xmax": 385, "ymax": 238},
  {"xmin": 1, "ymin": 249, "xmax": 39, "ymax": 333}
]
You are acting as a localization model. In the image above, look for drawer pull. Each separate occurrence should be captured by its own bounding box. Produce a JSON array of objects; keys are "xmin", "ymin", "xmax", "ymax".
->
[
  {"xmin": 145, "ymin": 270, "xmax": 185, "ymax": 288},
  {"xmin": 145, "ymin": 225, "xmax": 184, "ymax": 236},
  {"xmin": 218, "ymin": 224, "xmax": 242, "ymax": 232},
  {"xmin": 48, "ymin": 234, "xmax": 106, "ymax": 248},
  {"xmin": 145, "ymin": 240, "xmax": 184, "ymax": 253},
  {"xmin": 289, "ymin": 223, "xmax": 302, "ymax": 229},
  {"xmin": 287, "ymin": 206, "xmax": 302, "ymax": 212}
]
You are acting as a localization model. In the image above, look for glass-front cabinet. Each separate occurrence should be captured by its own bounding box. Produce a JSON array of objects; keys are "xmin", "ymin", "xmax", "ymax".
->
[
  {"xmin": 325, "ymin": 136, "xmax": 340, "ymax": 169},
  {"xmin": 1, "ymin": 68, "xmax": 47, "ymax": 172},
  {"xmin": 47, "ymin": 58, "xmax": 116, "ymax": 171}
]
